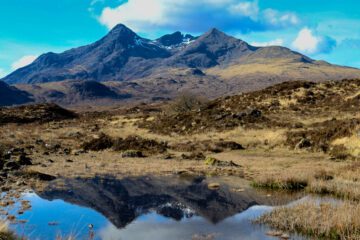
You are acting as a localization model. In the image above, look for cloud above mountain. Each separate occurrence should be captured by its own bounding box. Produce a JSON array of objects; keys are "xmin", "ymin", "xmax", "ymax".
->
[
  {"xmin": 11, "ymin": 55, "xmax": 38, "ymax": 71},
  {"xmin": 251, "ymin": 38, "xmax": 284, "ymax": 47},
  {"xmin": 292, "ymin": 27, "xmax": 336, "ymax": 55},
  {"xmin": 98, "ymin": 0, "xmax": 299, "ymax": 33},
  {"xmin": 0, "ymin": 68, "xmax": 6, "ymax": 78}
]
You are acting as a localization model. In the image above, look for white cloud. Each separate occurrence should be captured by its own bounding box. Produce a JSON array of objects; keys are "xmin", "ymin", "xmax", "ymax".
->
[
  {"xmin": 99, "ymin": 0, "xmax": 165, "ymax": 31},
  {"xmin": 0, "ymin": 68, "xmax": 6, "ymax": 78},
  {"xmin": 263, "ymin": 9, "xmax": 299, "ymax": 27},
  {"xmin": 292, "ymin": 27, "xmax": 336, "ymax": 54},
  {"xmin": 228, "ymin": 1, "xmax": 259, "ymax": 20},
  {"xmin": 251, "ymin": 38, "xmax": 284, "ymax": 47},
  {"xmin": 98, "ymin": 0, "xmax": 299, "ymax": 33},
  {"xmin": 292, "ymin": 28, "xmax": 319, "ymax": 53},
  {"xmin": 11, "ymin": 55, "xmax": 38, "ymax": 71}
]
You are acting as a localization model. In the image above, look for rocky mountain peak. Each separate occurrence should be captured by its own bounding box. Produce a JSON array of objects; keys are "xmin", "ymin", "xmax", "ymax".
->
[
  {"xmin": 202, "ymin": 28, "xmax": 230, "ymax": 40},
  {"xmin": 157, "ymin": 31, "xmax": 196, "ymax": 46},
  {"xmin": 100, "ymin": 23, "xmax": 139, "ymax": 47},
  {"xmin": 109, "ymin": 24, "xmax": 136, "ymax": 36}
]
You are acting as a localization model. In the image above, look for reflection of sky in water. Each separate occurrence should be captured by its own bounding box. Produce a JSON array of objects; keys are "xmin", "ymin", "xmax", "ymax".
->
[
  {"xmin": 12, "ymin": 193, "xmax": 108, "ymax": 240},
  {"xmin": 99, "ymin": 206, "xmax": 278, "ymax": 240},
  {"xmin": 9, "ymin": 193, "xmax": 305, "ymax": 240}
]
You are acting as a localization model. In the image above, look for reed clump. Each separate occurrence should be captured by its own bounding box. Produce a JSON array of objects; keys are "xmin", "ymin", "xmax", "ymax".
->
[{"xmin": 257, "ymin": 200, "xmax": 360, "ymax": 240}]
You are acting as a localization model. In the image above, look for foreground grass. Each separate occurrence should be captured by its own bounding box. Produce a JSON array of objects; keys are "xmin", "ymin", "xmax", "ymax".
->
[
  {"xmin": 257, "ymin": 200, "xmax": 360, "ymax": 240},
  {"xmin": 308, "ymin": 179, "xmax": 360, "ymax": 201},
  {"xmin": 251, "ymin": 175, "xmax": 309, "ymax": 190},
  {"xmin": 251, "ymin": 162, "xmax": 360, "ymax": 202},
  {"xmin": 0, "ymin": 221, "xmax": 17, "ymax": 240},
  {"xmin": 0, "ymin": 220, "xmax": 93, "ymax": 240}
]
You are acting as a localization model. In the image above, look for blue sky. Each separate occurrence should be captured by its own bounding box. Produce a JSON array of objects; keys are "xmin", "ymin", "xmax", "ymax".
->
[{"xmin": 1, "ymin": 0, "xmax": 360, "ymax": 77}]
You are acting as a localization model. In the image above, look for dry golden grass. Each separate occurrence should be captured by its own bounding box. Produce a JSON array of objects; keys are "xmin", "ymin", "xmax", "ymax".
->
[
  {"xmin": 215, "ymin": 149, "xmax": 334, "ymax": 180},
  {"xmin": 307, "ymin": 162, "xmax": 360, "ymax": 201},
  {"xmin": 332, "ymin": 135, "xmax": 360, "ymax": 158},
  {"xmin": 345, "ymin": 90, "xmax": 360, "ymax": 100},
  {"xmin": 206, "ymin": 61, "xmax": 360, "ymax": 80},
  {"xmin": 101, "ymin": 116, "xmax": 288, "ymax": 151},
  {"xmin": 249, "ymin": 156, "xmax": 360, "ymax": 201},
  {"xmin": 0, "ymin": 220, "xmax": 16, "ymax": 240},
  {"xmin": 213, "ymin": 127, "xmax": 287, "ymax": 149},
  {"xmin": 2, "ymin": 107, "xmax": 360, "ymax": 203},
  {"xmin": 207, "ymin": 62, "xmax": 287, "ymax": 78},
  {"xmin": 28, "ymin": 150, "xmax": 208, "ymax": 179},
  {"xmin": 336, "ymin": 162, "xmax": 360, "ymax": 182},
  {"xmin": 0, "ymin": 221, "xmax": 8, "ymax": 233},
  {"xmin": 308, "ymin": 179, "xmax": 360, "ymax": 201},
  {"xmin": 251, "ymin": 174, "xmax": 309, "ymax": 190},
  {"xmin": 257, "ymin": 200, "xmax": 360, "ymax": 240}
]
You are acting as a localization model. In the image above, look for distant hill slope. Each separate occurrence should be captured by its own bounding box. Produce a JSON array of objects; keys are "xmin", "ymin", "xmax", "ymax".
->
[
  {"xmin": 16, "ymin": 80, "xmax": 131, "ymax": 105},
  {"xmin": 0, "ymin": 103, "xmax": 76, "ymax": 125},
  {"xmin": 141, "ymin": 78, "xmax": 360, "ymax": 135},
  {"xmin": 0, "ymin": 81, "xmax": 33, "ymax": 107}
]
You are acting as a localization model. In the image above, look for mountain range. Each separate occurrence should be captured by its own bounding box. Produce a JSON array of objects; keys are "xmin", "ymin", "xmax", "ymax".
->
[{"xmin": 2, "ymin": 24, "xmax": 360, "ymax": 106}]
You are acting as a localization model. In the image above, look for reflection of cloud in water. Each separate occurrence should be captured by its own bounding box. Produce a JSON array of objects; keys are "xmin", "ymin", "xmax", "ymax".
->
[{"xmin": 98, "ymin": 206, "xmax": 276, "ymax": 240}]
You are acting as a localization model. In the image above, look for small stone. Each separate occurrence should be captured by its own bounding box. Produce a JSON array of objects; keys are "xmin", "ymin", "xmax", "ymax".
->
[
  {"xmin": 7, "ymin": 215, "xmax": 16, "ymax": 222},
  {"xmin": 266, "ymin": 231, "xmax": 283, "ymax": 237},
  {"xmin": 16, "ymin": 180, "xmax": 25, "ymax": 186},
  {"xmin": 122, "ymin": 150, "xmax": 144, "ymax": 158},
  {"xmin": 17, "ymin": 154, "xmax": 32, "ymax": 165},
  {"xmin": 281, "ymin": 233, "xmax": 290, "ymax": 239},
  {"xmin": 233, "ymin": 188, "xmax": 245, "ymax": 192},
  {"xmin": 3, "ymin": 161, "xmax": 20, "ymax": 171},
  {"xmin": 208, "ymin": 183, "xmax": 220, "ymax": 190}
]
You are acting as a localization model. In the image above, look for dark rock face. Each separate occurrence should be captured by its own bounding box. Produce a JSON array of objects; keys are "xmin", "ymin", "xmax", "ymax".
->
[
  {"xmin": 156, "ymin": 31, "xmax": 196, "ymax": 47},
  {"xmin": 0, "ymin": 81, "xmax": 33, "ymax": 106},
  {"xmin": 166, "ymin": 28, "xmax": 258, "ymax": 68}
]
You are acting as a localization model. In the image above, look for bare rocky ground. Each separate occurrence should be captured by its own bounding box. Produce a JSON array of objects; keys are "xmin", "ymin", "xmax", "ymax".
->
[
  {"xmin": 1, "ymin": 79, "xmax": 360, "ymax": 190},
  {"xmin": 1, "ymin": 79, "xmax": 360, "ymax": 239}
]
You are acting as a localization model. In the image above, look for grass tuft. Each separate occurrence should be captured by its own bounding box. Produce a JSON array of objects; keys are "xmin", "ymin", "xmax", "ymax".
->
[
  {"xmin": 251, "ymin": 176, "xmax": 308, "ymax": 190},
  {"xmin": 257, "ymin": 200, "xmax": 360, "ymax": 240},
  {"xmin": 0, "ymin": 221, "xmax": 17, "ymax": 240}
]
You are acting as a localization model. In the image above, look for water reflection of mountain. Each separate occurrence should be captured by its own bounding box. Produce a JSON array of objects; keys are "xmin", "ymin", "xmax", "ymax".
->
[{"xmin": 37, "ymin": 176, "xmax": 301, "ymax": 229}]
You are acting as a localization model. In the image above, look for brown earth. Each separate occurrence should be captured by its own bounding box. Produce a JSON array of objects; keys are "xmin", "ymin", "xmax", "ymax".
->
[
  {"xmin": 139, "ymin": 79, "xmax": 360, "ymax": 157},
  {"xmin": 0, "ymin": 79, "xmax": 360, "ymax": 199}
]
